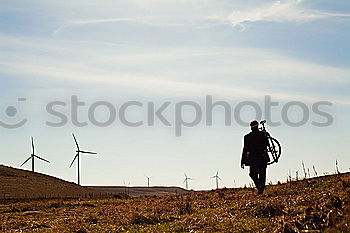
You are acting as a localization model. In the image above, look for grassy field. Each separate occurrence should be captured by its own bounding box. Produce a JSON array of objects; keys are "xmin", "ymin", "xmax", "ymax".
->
[
  {"xmin": 0, "ymin": 173, "xmax": 349, "ymax": 232},
  {"xmin": 88, "ymin": 186, "xmax": 188, "ymax": 197}
]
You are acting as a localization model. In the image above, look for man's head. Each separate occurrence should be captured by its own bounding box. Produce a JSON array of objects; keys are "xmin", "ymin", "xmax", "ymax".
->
[{"xmin": 250, "ymin": 120, "xmax": 259, "ymax": 131}]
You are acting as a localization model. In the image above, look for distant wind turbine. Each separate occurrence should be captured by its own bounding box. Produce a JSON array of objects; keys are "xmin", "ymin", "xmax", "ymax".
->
[
  {"xmin": 183, "ymin": 173, "xmax": 192, "ymax": 190},
  {"xmin": 69, "ymin": 133, "xmax": 97, "ymax": 185},
  {"xmin": 211, "ymin": 170, "xmax": 222, "ymax": 189},
  {"xmin": 312, "ymin": 165, "xmax": 318, "ymax": 177},
  {"xmin": 335, "ymin": 160, "xmax": 340, "ymax": 174},
  {"xmin": 123, "ymin": 180, "xmax": 127, "ymax": 194},
  {"xmin": 20, "ymin": 137, "xmax": 50, "ymax": 172},
  {"xmin": 145, "ymin": 175, "xmax": 152, "ymax": 187}
]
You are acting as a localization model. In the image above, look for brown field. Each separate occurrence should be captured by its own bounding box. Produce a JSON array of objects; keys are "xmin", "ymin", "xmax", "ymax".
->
[
  {"xmin": 88, "ymin": 186, "xmax": 189, "ymax": 197},
  {"xmin": 0, "ymin": 165, "xmax": 349, "ymax": 232}
]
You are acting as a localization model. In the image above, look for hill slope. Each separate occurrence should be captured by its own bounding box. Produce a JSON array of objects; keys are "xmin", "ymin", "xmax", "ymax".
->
[{"xmin": 0, "ymin": 165, "xmax": 102, "ymax": 199}]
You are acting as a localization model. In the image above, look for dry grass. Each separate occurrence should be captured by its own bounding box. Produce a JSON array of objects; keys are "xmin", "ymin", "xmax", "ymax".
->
[
  {"xmin": 0, "ymin": 165, "xmax": 103, "ymax": 199},
  {"xmin": 0, "ymin": 173, "xmax": 349, "ymax": 232}
]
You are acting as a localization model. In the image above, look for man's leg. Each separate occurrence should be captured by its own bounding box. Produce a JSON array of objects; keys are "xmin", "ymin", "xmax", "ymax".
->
[
  {"xmin": 249, "ymin": 165, "xmax": 259, "ymax": 190},
  {"xmin": 257, "ymin": 166, "xmax": 267, "ymax": 194}
]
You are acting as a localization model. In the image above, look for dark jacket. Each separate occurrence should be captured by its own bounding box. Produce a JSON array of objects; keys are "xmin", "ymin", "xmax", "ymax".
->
[{"xmin": 241, "ymin": 130, "xmax": 269, "ymax": 166}]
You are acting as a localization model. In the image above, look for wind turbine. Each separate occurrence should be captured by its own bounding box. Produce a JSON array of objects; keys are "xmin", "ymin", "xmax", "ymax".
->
[
  {"xmin": 20, "ymin": 137, "xmax": 50, "ymax": 172},
  {"xmin": 145, "ymin": 175, "xmax": 151, "ymax": 187},
  {"xmin": 183, "ymin": 173, "xmax": 192, "ymax": 190},
  {"xmin": 123, "ymin": 180, "xmax": 127, "ymax": 194},
  {"xmin": 211, "ymin": 170, "xmax": 222, "ymax": 189},
  {"xmin": 69, "ymin": 133, "xmax": 97, "ymax": 185}
]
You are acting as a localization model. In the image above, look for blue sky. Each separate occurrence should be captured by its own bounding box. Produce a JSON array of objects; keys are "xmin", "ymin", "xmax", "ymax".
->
[{"xmin": 0, "ymin": 0, "xmax": 349, "ymax": 189}]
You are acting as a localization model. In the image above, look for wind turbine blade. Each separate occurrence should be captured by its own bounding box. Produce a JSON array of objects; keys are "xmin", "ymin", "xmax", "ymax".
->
[
  {"xmin": 20, "ymin": 157, "xmax": 31, "ymax": 167},
  {"xmin": 80, "ymin": 151, "xmax": 97, "ymax": 154},
  {"xmin": 218, "ymin": 177, "xmax": 222, "ymax": 181},
  {"xmin": 69, "ymin": 154, "xmax": 78, "ymax": 168},
  {"xmin": 72, "ymin": 133, "xmax": 80, "ymax": 150},
  {"xmin": 211, "ymin": 176, "xmax": 216, "ymax": 179},
  {"xmin": 216, "ymin": 170, "xmax": 219, "ymax": 176},
  {"xmin": 35, "ymin": 155, "xmax": 50, "ymax": 163},
  {"xmin": 31, "ymin": 137, "xmax": 35, "ymax": 154}
]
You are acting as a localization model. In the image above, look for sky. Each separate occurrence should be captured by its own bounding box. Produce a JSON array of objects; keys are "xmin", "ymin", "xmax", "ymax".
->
[{"xmin": 0, "ymin": 0, "xmax": 349, "ymax": 190}]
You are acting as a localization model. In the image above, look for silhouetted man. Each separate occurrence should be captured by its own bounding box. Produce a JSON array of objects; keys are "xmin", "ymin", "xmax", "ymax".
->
[{"xmin": 241, "ymin": 120, "xmax": 270, "ymax": 194}]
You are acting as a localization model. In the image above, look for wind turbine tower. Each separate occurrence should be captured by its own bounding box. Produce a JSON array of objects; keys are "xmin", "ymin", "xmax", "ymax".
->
[
  {"xmin": 69, "ymin": 133, "xmax": 97, "ymax": 185},
  {"xmin": 20, "ymin": 137, "xmax": 50, "ymax": 172},
  {"xmin": 211, "ymin": 170, "xmax": 222, "ymax": 189},
  {"xmin": 183, "ymin": 173, "xmax": 192, "ymax": 190},
  {"xmin": 145, "ymin": 175, "xmax": 151, "ymax": 187}
]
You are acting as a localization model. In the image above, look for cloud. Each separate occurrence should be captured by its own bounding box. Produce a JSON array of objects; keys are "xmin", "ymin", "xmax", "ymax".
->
[
  {"xmin": 51, "ymin": 15, "xmax": 200, "ymax": 37},
  {"xmin": 49, "ymin": 0, "xmax": 222, "ymax": 37},
  {"xmin": 222, "ymin": 0, "xmax": 350, "ymax": 29},
  {"xmin": 0, "ymin": 35, "xmax": 349, "ymax": 104},
  {"xmin": 52, "ymin": 17, "xmax": 153, "ymax": 37},
  {"xmin": 50, "ymin": 0, "xmax": 350, "ymax": 37}
]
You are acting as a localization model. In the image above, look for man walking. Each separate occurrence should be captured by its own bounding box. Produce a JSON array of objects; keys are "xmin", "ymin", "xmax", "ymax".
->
[{"xmin": 241, "ymin": 120, "xmax": 270, "ymax": 194}]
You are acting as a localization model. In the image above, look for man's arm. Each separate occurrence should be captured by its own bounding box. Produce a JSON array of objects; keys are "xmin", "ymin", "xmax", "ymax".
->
[
  {"xmin": 241, "ymin": 136, "xmax": 247, "ymax": 169},
  {"xmin": 264, "ymin": 133, "xmax": 269, "ymax": 151},
  {"xmin": 262, "ymin": 133, "xmax": 270, "ymax": 162}
]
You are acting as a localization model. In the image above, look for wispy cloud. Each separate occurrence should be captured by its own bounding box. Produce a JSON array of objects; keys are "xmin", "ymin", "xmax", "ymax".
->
[
  {"xmin": 51, "ymin": 0, "xmax": 350, "ymax": 37},
  {"xmin": 220, "ymin": 0, "xmax": 350, "ymax": 29},
  {"xmin": 52, "ymin": 17, "xmax": 153, "ymax": 37},
  {"xmin": 0, "ymin": 35, "xmax": 349, "ymax": 104}
]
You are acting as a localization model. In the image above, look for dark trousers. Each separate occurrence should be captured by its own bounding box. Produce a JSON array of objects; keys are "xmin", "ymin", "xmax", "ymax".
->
[{"xmin": 249, "ymin": 164, "xmax": 267, "ymax": 193}]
